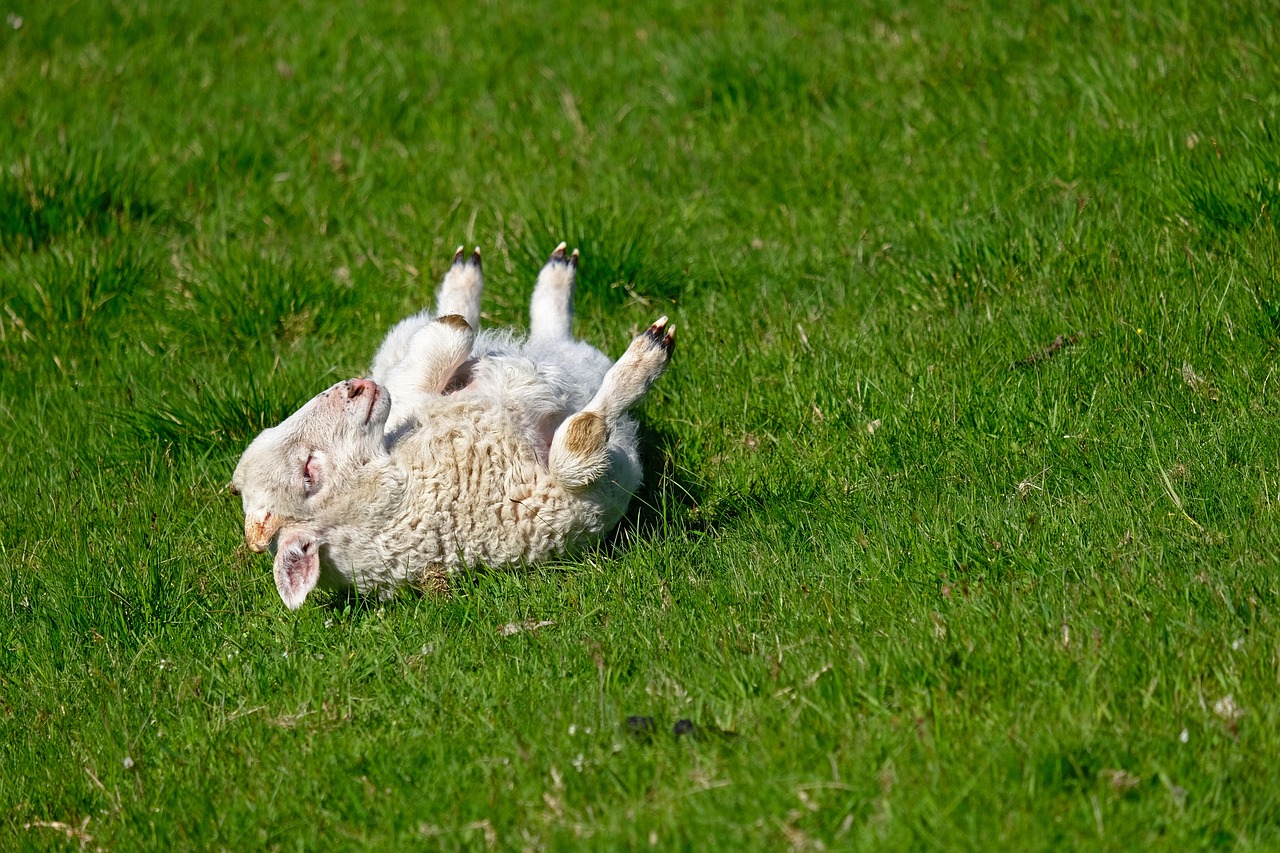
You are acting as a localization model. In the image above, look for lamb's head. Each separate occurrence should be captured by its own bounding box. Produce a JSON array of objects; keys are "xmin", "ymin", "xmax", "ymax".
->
[{"xmin": 230, "ymin": 377, "xmax": 392, "ymax": 608}]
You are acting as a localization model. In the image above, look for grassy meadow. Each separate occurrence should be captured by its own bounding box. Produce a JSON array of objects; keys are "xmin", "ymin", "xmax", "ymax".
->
[{"xmin": 2, "ymin": 0, "xmax": 1279, "ymax": 848}]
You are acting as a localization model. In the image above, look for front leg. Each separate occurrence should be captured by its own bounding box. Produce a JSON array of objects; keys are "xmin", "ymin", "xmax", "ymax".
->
[
  {"xmin": 382, "ymin": 314, "xmax": 476, "ymax": 431},
  {"xmin": 369, "ymin": 247, "xmax": 483, "ymax": 384},
  {"xmin": 435, "ymin": 246, "xmax": 484, "ymax": 330}
]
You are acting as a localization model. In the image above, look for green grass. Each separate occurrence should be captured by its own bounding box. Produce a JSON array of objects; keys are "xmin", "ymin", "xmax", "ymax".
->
[{"xmin": 2, "ymin": 0, "xmax": 1279, "ymax": 848}]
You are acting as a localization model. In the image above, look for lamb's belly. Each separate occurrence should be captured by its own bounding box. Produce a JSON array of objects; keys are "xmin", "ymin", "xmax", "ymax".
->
[
  {"xmin": 400, "ymin": 415, "xmax": 607, "ymax": 570},
  {"xmin": 348, "ymin": 470, "xmax": 617, "ymax": 595},
  {"xmin": 443, "ymin": 467, "xmax": 609, "ymax": 566},
  {"xmin": 490, "ymin": 477, "xmax": 609, "ymax": 562}
]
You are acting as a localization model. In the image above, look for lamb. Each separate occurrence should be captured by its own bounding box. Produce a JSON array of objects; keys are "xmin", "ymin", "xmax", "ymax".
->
[{"xmin": 229, "ymin": 243, "xmax": 675, "ymax": 609}]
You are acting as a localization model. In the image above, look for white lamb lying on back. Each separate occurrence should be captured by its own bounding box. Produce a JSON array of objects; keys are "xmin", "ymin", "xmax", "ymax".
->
[{"xmin": 230, "ymin": 243, "xmax": 674, "ymax": 609}]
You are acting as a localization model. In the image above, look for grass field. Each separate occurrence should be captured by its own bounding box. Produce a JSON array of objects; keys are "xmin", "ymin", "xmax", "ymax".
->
[{"xmin": 2, "ymin": 0, "xmax": 1279, "ymax": 848}]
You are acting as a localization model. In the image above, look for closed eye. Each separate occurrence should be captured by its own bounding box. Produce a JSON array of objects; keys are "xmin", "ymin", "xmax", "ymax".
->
[{"xmin": 303, "ymin": 454, "xmax": 318, "ymax": 496}]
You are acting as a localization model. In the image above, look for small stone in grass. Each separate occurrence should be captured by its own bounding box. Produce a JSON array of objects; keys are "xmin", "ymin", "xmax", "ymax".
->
[{"xmin": 625, "ymin": 716, "xmax": 655, "ymax": 738}]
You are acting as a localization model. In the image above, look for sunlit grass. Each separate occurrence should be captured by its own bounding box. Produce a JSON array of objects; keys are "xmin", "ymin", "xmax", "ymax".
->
[{"xmin": 2, "ymin": 0, "xmax": 1278, "ymax": 848}]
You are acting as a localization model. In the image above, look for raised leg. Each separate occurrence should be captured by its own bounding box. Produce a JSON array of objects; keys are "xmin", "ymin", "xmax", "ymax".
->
[
  {"xmin": 435, "ymin": 246, "xmax": 484, "ymax": 330},
  {"xmin": 381, "ymin": 314, "xmax": 476, "ymax": 431},
  {"xmin": 369, "ymin": 246, "xmax": 483, "ymax": 385},
  {"xmin": 549, "ymin": 316, "xmax": 675, "ymax": 488},
  {"xmin": 529, "ymin": 242, "xmax": 578, "ymax": 341}
]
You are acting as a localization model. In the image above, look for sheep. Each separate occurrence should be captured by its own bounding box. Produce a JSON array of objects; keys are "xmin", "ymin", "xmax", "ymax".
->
[{"xmin": 229, "ymin": 243, "xmax": 675, "ymax": 609}]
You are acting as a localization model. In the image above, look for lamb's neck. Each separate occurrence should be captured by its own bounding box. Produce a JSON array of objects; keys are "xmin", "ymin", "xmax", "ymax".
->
[
  {"xmin": 331, "ymin": 454, "xmax": 409, "ymax": 528},
  {"xmin": 364, "ymin": 442, "xmax": 461, "ymax": 567}
]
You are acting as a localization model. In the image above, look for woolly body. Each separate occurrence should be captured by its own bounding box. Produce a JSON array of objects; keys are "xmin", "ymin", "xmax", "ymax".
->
[
  {"xmin": 322, "ymin": 339, "xmax": 641, "ymax": 594},
  {"xmin": 231, "ymin": 245, "xmax": 672, "ymax": 608}
]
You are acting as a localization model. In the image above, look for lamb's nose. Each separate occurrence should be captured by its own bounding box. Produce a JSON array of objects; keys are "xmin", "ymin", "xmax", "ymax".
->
[{"xmin": 347, "ymin": 378, "xmax": 375, "ymax": 399}]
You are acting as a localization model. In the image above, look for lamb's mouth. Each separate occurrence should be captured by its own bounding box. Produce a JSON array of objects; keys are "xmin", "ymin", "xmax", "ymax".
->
[
  {"xmin": 245, "ymin": 511, "xmax": 282, "ymax": 553},
  {"xmin": 344, "ymin": 378, "xmax": 382, "ymax": 426}
]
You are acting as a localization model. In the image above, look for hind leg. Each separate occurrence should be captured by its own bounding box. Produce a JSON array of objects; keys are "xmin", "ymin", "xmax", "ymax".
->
[
  {"xmin": 549, "ymin": 316, "xmax": 674, "ymax": 488},
  {"xmin": 530, "ymin": 242, "xmax": 578, "ymax": 341}
]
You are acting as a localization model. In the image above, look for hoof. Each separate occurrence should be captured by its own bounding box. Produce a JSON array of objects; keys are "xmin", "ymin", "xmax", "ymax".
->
[
  {"xmin": 644, "ymin": 316, "xmax": 676, "ymax": 354},
  {"xmin": 548, "ymin": 242, "xmax": 578, "ymax": 267}
]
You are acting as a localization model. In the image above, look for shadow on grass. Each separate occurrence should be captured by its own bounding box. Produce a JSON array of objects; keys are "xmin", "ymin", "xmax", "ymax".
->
[{"xmin": 600, "ymin": 421, "xmax": 763, "ymax": 557}]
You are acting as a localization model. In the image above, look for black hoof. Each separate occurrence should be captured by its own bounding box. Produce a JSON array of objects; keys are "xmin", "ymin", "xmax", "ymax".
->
[{"xmin": 644, "ymin": 316, "xmax": 676, "ymax": 354}]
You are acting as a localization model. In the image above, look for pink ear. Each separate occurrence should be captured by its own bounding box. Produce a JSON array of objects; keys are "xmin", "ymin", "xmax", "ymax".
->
[{"xmin": 273, "ymin": 532, "xmax": 321, "ymax": 610}]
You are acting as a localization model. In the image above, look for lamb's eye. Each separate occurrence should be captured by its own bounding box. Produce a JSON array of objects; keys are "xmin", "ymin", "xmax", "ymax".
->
[{"xmin": 303, "ymin": 454, "xmax": 318, "ymax": 495}]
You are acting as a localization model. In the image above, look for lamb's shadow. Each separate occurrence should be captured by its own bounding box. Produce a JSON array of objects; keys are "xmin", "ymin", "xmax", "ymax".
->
[
  {"xmin": 321, "ymin": 587, "xmax": 387, "ymax": 616},
  {"xmin": 596, "ymin": 421, "xmax": 758, "ymax": 558}
]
